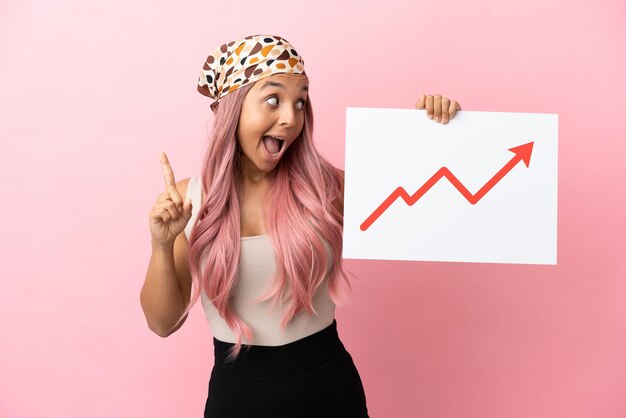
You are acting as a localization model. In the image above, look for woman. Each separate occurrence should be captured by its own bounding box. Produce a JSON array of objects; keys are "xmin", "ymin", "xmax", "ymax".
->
[{"xmin": 140, "ymin": 34, "xmax": 461, "ymax": 418}]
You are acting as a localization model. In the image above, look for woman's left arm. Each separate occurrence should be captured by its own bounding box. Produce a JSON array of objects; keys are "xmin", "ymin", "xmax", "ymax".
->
[{"xmin": 415, "ymin": 93, "xmax": 462, "ymax": 124}]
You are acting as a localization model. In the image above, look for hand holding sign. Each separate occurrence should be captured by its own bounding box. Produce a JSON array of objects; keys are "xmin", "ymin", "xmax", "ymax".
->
[{"xmin": 415, "ymin": 93, "xmax": 462, "ymax": 124}]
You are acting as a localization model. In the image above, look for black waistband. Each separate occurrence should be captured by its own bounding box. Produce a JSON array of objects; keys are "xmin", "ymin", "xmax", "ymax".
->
[{"xmin": 212, "ymin": 319, "xmax": 345, "ymax": 377}]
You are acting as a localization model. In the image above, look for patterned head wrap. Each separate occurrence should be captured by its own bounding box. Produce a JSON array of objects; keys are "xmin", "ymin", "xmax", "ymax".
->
[{"xmin": 197, "ymin": 34, "xmax": 306, "ymax": 112}]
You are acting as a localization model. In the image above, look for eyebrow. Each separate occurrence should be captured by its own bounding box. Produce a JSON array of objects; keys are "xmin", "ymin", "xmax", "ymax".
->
[{"xmin": 260, "ymin": 80, "xmax": 309, "ymax": 92}]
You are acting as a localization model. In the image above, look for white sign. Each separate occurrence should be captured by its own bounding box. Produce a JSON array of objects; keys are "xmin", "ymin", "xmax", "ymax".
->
[{"xmin": 343, "ymin": 108, "xmax": 558, "ymax": 265}]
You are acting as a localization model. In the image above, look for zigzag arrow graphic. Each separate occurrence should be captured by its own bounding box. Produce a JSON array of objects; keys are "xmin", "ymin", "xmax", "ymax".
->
[{"xmin": 360, "ymin": 141, "xmax": 534, "ymax": 231}]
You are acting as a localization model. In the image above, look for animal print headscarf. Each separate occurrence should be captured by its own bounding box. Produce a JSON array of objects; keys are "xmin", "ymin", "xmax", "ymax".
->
[{"xmin": 197, "ymin": 34, "xmax": 306, "ymax": 112}]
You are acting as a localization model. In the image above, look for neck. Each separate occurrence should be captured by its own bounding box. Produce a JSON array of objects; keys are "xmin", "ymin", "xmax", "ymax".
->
[{"xmin": 239, "ymin": 153, "xmax": 277, "ymax": 188}]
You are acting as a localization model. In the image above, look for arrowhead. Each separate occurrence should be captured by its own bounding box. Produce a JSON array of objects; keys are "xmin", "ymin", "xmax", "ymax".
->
[{"xmin": 508, "ymin": 142, "xmax": 534, "ymax": 168}]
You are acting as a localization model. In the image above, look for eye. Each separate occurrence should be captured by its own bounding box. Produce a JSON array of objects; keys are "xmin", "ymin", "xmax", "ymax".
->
[{"xmin": 265, "ymin": 96, "xmax": 307, "ymax": 110}]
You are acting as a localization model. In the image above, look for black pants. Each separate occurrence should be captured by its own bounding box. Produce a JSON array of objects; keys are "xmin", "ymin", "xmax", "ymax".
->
[{"xmin": 204, "ymin": 319, "xmax": 369, "ymax": 418}]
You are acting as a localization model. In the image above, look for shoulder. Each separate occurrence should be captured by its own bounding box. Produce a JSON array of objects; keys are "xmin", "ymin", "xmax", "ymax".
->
[
  {"xmin": 175, "ymin": 177, "xmax": 191, "ymax": 196},
  {"xmin": 176, "ymin": 176, "xmax": 205, "ymax": 203},
  {"xmin": 176, "ymin": 178, "xmax": 190, "ymax": 205},
  {"xmin": 177, "ymin": 176, "xmax": 205, "ymax": 202}
]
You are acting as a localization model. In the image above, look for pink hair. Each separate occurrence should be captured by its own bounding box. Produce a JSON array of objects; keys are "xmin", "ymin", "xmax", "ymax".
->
[{"xmin": 174, "ymin": 80, "xmax": 353, "ymax": 361}]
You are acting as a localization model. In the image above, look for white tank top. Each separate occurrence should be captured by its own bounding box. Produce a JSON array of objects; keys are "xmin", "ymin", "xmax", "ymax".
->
[{"xmin": 184, "ymin": 176, "xmax": 336, "ymax": 346}]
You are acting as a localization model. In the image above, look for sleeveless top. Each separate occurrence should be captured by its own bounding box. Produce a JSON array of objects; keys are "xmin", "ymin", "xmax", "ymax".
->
[{"xmin": 184, "ymin": 176, "xmax": 336, "ymax": 346}]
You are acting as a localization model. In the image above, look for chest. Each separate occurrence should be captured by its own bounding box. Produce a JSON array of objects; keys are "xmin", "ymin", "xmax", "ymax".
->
[
  {"xmin": 239, "ymin": 188, "xmax": 270, "ymax": 237},
  {"xmin": 240, "ymin": 200, "xmax": 267, "ymax": 237},
  {"xmin": 201, "ymin": 188, "xmax": 268, "ymax": 237}
]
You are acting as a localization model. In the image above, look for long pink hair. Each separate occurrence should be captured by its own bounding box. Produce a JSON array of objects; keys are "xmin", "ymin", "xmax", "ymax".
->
[{"xmin": 175, "ymin": 80, "xmax": 352, "ymax": 361}]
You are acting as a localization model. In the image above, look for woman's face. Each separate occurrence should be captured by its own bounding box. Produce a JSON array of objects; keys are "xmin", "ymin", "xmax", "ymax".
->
[{"xmin": 236, "ymin": 73, "xmax": 309, "ymax": 177}]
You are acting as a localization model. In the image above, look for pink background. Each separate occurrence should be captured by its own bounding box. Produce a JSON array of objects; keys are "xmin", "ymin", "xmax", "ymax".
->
[{"xmin": 1, "ymin": 0, "xmax": 625, "ymax": 417}]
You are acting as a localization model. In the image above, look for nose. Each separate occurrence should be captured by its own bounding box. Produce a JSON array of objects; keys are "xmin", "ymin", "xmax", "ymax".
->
[{"xmin": 278, "ymin": 103, "xmax": 296, "ymax": 128}]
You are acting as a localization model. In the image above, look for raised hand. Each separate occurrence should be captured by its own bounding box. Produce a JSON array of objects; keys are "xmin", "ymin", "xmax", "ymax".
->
[
  {"xmin": 148, "ymin": 152, "xmax": 193, "ymax": 246},
  {"xmin": 415, "ymin": 93, "xmax": 461, "ymax": 124}
]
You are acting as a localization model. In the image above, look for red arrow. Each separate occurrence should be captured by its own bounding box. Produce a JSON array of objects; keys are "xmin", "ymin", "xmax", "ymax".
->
[{"xmin": 360, "ymin": 142, "xmax": 534, "ymax": 231}]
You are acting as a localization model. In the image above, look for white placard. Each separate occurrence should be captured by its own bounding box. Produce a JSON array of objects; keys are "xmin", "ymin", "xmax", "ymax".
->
[{"xmin": 343, "ymin": 108, "xmax": 558, "ymax": 265}]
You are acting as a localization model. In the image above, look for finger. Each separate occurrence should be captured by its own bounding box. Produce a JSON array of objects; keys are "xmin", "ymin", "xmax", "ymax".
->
[
  {"xmin": 441, "ymin": 97, "xmax": 450, "ymax": 124},
  {"xmin": 449, "ymin": 101, "xmax": 460, "ymax": 119},
  {"xmin": 433, "ymin": 95, "xmax": 442, "ymax": 122},
  {"xmin": 156, "ymin": 187, "xmax": 183, "ymax": 212},
  {"xmin": 160, "ymin": 152, "xmax": 177, "ymax": 189},
  {"xmin": 159, "ymin": 153, "xmax": 184, "ymax": 209},
  {"xmin": 425, "ymin": 95, "xmax": 434, "ymax": 119},
  {"xmin": 157, "ymin": 206, "xmax": 172, "ymax": 223},
  {"xmin": 157, "ymin": 190, "xmax": 171, "ymax": 202},
  {"xmin": 182, "ymin": 198, "xmax": 193, "ymax": 219},
  {"xmin": 168, "ymin": 185, "xmax": 184, "ymax": 210},
  {"xmin": 415, "ymin": 93, "xmax": 426, "ymax": 109},
  {"xmin": 160, "ymin": 200, "xmax": 181, "ymax": 221}
]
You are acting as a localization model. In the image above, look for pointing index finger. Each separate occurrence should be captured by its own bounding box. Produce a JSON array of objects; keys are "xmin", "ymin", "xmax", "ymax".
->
[{"xmin": 159, "ymin": 152, "xmax": 176, "ymax": 189}]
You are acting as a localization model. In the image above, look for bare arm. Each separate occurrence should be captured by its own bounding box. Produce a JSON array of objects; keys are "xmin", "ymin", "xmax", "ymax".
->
[
  {"xmin": 140, "ymin": 159, "xmax": 194, "ymax": 337},
  {"xmin": 140, "ymin": 223, "xmax": 192, "ymax": 337}
]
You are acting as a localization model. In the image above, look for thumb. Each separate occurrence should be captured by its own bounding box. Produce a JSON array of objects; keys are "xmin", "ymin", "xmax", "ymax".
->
[
  {"xmin": 182, "ymin": 198, "xmax": 193, "ymax": 218},
  {"xmin": 415, "ymin": 93, "xmax": 426, "ymax": 109}
]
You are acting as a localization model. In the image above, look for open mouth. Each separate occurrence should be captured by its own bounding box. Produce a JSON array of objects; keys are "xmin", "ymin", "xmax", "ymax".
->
[{"xmin": 262, "ymin": 135, "xmax": 286, "ymax": 156}]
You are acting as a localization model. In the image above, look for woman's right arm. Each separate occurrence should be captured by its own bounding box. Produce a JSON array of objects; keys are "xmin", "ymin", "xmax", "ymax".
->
[{"xmin": 140, "ymin": 153, "xmax": 194, "ymax": 337}]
